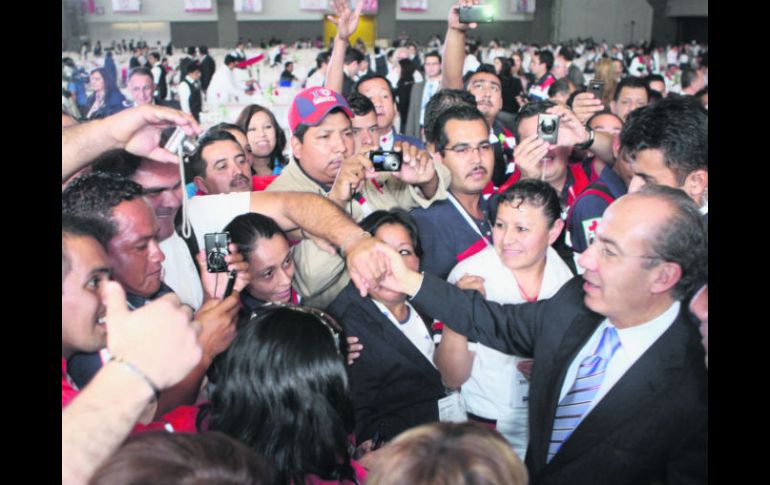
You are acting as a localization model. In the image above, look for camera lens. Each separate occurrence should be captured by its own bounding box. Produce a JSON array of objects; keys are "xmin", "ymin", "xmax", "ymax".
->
[
  {"xmin": 207, "ymin": 251, "xmax": 226, "ymax": 270},
  {"xmin": 540, "ymin": 120, "xmax": 555, "ymax": 134}
]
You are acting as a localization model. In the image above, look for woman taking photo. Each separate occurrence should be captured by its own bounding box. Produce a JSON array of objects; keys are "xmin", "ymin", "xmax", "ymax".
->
[
  {"xmin": 435, "ymin": 179, "xmax": 575, "ymax": 460},
  {"xmin": 236, "ymin": 105, "xmax": 288, "ymax": 176},
  {"xmin": 223, "ymin": 213, "xmax": 299, "ymax": 318},
  {"xmin": 85, "ymin": 67, "xmax": 126, "ymax": 119}
]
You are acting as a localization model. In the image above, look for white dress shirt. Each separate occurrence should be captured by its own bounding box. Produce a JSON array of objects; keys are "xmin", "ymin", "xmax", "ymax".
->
[{"xmin": 558, "ymin": 301, "xmax": 681, "ymax": 416}]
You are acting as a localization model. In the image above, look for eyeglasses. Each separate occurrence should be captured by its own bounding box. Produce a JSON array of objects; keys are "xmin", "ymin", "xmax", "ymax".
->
[
  {"xmin": 258, "ymin": 302, "xmax": 343, "ymax": 355},
  {"xmin": 443, "ymin": 142, "xmax": 494, "ymax": 158},
  {"xmin": 586, "ymin": 234, "xmax": 661, "ymax": 263}
]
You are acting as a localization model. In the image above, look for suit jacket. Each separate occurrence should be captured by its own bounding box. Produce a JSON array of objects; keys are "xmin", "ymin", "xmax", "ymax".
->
[
  {"xmin": 328, "ymin": 283, "xmax": 446, "ymax": 443},
  {"xmin": 404, "ymin": 81, "xmax": 425, "ymax": 141},
  {"xmin": 412, "ymin": 274, "xmax": 708, "ymax": 485}
]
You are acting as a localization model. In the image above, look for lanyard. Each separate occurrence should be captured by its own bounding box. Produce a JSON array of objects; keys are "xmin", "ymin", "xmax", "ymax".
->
[{"xmin": 447, "ymin": 193, "xmax": 491, "ymax": 245}]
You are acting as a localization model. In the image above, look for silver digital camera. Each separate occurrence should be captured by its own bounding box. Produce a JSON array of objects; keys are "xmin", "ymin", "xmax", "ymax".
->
[
  {"xmin": 204, "ymin": 232, "xmax": 231, "ymax": 273},
  {"xmin": 537, "ymin": 114, "xmax": 560, "ymax": 144}
]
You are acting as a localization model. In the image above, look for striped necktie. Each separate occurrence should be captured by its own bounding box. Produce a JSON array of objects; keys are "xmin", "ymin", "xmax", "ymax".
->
[{"xmin": 547, "ymin": 326, "xmax": 621, "ymax": 462}]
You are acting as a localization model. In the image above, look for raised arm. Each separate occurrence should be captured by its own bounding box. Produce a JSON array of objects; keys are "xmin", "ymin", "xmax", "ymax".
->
[
  {"xmin": 441, "ymin": 0, "xmax": 481, "ymax": 89},
  {"xmin": 62, "ymin": 104, "xmax": 201, "ymax": 182},
  {"xmin": 325, "ymin": 0, "xmax": 364, "ymax": 93}
]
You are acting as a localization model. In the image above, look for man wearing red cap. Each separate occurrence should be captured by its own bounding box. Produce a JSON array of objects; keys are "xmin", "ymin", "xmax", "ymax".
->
[{"xmin": 266, "ymin": 86, "xmax": 450, "ymax": 308}]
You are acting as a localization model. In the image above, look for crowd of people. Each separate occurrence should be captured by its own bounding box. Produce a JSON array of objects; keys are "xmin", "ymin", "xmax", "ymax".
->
[{"xmin": 62, "ymin": 1, "xmax": 708, "ymax": 483}]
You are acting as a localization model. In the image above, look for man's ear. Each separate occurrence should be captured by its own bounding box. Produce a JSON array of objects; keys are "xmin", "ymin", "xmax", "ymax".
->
[
  {"xmin": 649, "ymin": 261, "xmax": 682, "ymax": 295},
  {"xmin": 193, "ymin": 176, "xmax": 209, "ymax": 195},
  {"xmin": 683, "ymin": 169, "xmax": 708, "ymax": 205},
  {"xmin": 290, "ymin": 136, "xmax": 303, "ymax": 162}
]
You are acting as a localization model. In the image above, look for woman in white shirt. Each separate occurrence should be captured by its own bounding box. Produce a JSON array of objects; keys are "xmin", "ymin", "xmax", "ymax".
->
[{"xmin": 434, "ymin": 179, "xmax": 575, "ymax": 459}]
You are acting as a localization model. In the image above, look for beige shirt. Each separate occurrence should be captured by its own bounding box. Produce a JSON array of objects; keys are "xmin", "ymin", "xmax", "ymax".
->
[{"xmin": 267, "ymin": 158, "xmax": 451, "ymax": 308}]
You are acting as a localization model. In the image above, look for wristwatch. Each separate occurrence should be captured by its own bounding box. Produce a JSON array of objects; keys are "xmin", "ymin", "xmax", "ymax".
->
[{"xmin": 573, "ymin": 126, "xmax": 595, "ymax": 150}]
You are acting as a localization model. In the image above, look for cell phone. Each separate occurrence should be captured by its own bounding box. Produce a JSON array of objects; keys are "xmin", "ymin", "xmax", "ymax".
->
[
  {"xmin": 537, "ymin": 114, "xmax": 560, "ymax": 144},
  {"xmin": 588, "ymin": 79, "xmax": 605, "ymax": 100},
  {"xmin": 458, "ymin": 5, "xmax": 494, "ymax": 24},
  {"xmin": 204, "ymin": 232, "xmax": 231, "ymax": 273},
  {"xmin": 369, "ymin": 150, "xmax": 403, "ymax": 172},
  {"xmin": 223, "ymin": 270, "xmax": 237, "ymax": 298}
]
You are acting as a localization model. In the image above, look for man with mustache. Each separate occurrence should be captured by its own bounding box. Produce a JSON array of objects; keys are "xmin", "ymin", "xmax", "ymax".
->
[
  {"xmin": 191, "ymin": 129, "xmax": 253, "ymax": 195},
  {"xmin": 410, "ymin": 105, "xmax": 495, "ymax": 280}
]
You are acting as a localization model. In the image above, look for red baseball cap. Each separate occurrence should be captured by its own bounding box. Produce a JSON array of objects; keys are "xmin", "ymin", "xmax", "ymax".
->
[{"xmin": 288, "ymin": 87, "xmax": 353, "ymax": 133}]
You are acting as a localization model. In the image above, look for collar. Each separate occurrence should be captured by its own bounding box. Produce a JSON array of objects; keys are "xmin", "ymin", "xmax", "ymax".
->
[
  {"xmin": 295, "ymin": 160, "xmax": 333, "ymax": 193},
  {"xmin": 380, "ymin": 128, "xmax": 396, "ymax": 150},
  {"xmin": 598, "ymin": 301, "xmax": 680, "ymax": 363},
  {"xmin": 699, "ymin": 200, "xmax": 708, "ymax": 215},
  {"xmin": 126, "ymin": 282, "xmax": 174, "ymax": 310}
]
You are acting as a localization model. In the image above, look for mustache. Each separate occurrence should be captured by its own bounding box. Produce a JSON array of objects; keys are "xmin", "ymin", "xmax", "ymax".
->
[{"xmin": 230, "ymin": 174, "xmax": 250, "ymax": 187}]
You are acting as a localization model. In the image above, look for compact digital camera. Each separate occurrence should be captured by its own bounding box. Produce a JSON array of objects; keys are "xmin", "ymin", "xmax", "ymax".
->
[
  {"xmin": 204, "ymin": 232, "xmax": 231, "ymax": 273},
  {"xmin": 164, "ymin": 126, "xmax": 199, "ymax": 157},
  {"xmin": 537, "ymin": 114, "xmax": 560, "ymax": 144},
  {"xmin": 369, "ymin": 150, "xmax": 403, "ymax": 172}
]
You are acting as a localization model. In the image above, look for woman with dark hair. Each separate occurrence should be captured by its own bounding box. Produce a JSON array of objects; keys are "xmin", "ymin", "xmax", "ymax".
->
[
  {"xmin": 396, "ymin": 59, "xmax": 417, "ymax": 133},
  {"xmin": 203, "ymin": 306, "xmax": 366, "ymax": 485},
  {"xmin": 235, "ymin": 104, "xmax": 288, "ymax": 176},
  {"xmin": 85, "ymin": 67, "xmax": 126, "ymax": 120},
  {"xmin": 435, "ymin": 179, "xmax": 574, "ymax": 459},
  {"xmin": 328, "ymin": 209, "xmax": 446, "ymax": 453},
  {"xmin": 223, "ymin": 213, "xmax": 299, "ymax": 318},
  {"xmin": 88, "ymin": 431, "xmax": 272, "ymax": 485},
  {"xmin": 494, "ymin": 56, "xmax": 523, "ymax": 114}
]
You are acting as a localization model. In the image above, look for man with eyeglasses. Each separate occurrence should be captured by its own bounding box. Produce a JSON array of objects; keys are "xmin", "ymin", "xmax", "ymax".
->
[
  {"xmin": 411, "ymin": 105, "xmax": 496, "ymax": 279},
  {"xmin": 377, "ymin": 184, "xmax": 708, "ymax": 485}
]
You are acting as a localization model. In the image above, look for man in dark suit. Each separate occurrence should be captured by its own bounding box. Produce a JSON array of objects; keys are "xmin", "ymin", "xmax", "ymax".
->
[
  {"xmin": 375, "ymin": 184, "xmax": 708, "ymax": 485},
  {"xmin": 198, "ymin": 45, "xmax": 216, "ymax": 92},
  {"xmin": 404, "ymin": 51, "xmax": 442, "ymax": 141}
]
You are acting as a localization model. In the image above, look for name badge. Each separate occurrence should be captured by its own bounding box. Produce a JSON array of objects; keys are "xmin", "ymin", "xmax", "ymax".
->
[{"xmin": 438, "ymin": 391, "xmax": 468, "ymax": 422}]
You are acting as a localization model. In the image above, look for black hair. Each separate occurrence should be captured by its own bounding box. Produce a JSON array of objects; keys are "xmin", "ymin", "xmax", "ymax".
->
[
  {"xmin": 635, "ymin": 185, "xmax": 708, "ymax": 300},
  {"xmin": 548, "ymin": 77, "xmax": 572, "ymax": 98},
  {"xmin": 62, "ymin": 213, "xmax": 112, "ymax": 282},
  {"xmin": 512, "ymin": 99, "xmax": 557, "ymax": 141},
  {"xmin": 186, "ymin": 61, "xmax": 201, "ymax": 74},
  {"xmin": 497, "ymin": 179, "xmax": 562, "ymax": 228},
  {"xmin": 235, "ymin": 105, "xmax": 288, "ymax": 170},
  {"xmin": 189, "ymin": 129, "xmax": 241, "ymax": 179},
  {"xmin": 224, "ymin": 54, "xmax": 238, "ymax": 66},
  {"xmin": 620, "ymin": 95, "xmax": 707, "ymax": 185},
  {"xmin": 354, "ymin": 73, "xmax": 397, "ymax": 98},
  {"xmin": 536, "ymin": 49, "xmax": 554, "ymax": 71},
  {"xmin": 424, "ymin": 50, "xmax": 442, "ymax": 63},
  {"xmin": 613, "ymin": 76, "xmax": 650, "ymax": 101},
  {"xmin": 680, "ymin": 67, "xmax": 699, "ymax": 90},
  {"xmin": 648, "ymin": 89, "xmax": 663, "ymax": 104},
  {"xmin": 423, "ymin": 89, "xmax": 477, "ymax": 144},
  {"xmin": 463, "ymin": 64, "xmax": 501, "ymax": 89},
  {"xmin": 186, "ymin": 46, "xmax": 196, "ymax": 56},
  {"xmin": 645, "ymin": 73, "xmax": 665, "ymax": 87},
  {"xmin": 204, "ymin": 307, "xmax": 356, "ymax": 485},
  {"xmin": 347, "ymin": 92, "xmax": 376, "ymax": 117},
  {"xmin": 558, "ymin": 46, "xmax": 575, "ymax": 62},
  {"xmin": 359, "ymin": 209, "xmax": 423, "ymax": 259},
  {"xmin": 495, "ymin": 57, "xmax": 513, "ymax": 81},
  {"xmin": 198, "ymin": 45, "xmax": 209, "ymax": 55},
  {"xmin": 432, "ymin": 105, "xmax": 489, "ymax": 153},
  {"xmin": 344, "ymin": 47, "xmax": 364, "ymax": 65},
  {"xmin": 316, "ymin": 51, "xmax": 330, "ymax": 68},
  {"xmin": 149, "ymin": 51, "xmax": 161, "ymax": 62},
  {"xmin": 224, "ymin": 213, "xmax": 288, "ymax": 262},
  {"xmin": 61, "ymin": 172, "xmax": 145, "ymax": 241},
  {"xmin": 89, "ymin": 149, "xmax": 142, "ymax": 178}
]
